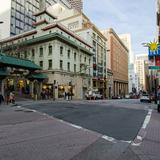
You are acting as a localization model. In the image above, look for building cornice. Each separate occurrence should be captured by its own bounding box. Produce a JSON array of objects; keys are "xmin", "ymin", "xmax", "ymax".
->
[
  {"xmin": 42, "ymin": 23, "xmax": 92, "ymax": 48},
  {"xmin": 0, "ymin": 30, "xmax": 37, "ymax": 43},
  {"xmin": 33, "ymin": 19, "xmax": 49, "ymax": 26},
  {"xmin": 33, "ymin": 9, "xmax": 57, "ymax": 20},
  {"xmin": 108, "ymin": 28, "xmax": 129, "ymax": 52}
]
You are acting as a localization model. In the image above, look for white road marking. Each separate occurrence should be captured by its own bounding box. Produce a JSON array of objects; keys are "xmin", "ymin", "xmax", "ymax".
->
[
  {"xmin": 137, "ymin": 136, "xmax": 143, "ymax": 141},
  {"xmin": 16, "ymin": 106, "xmax": 21, "ymax": 108},
  {"xmin": 132, "ymin": 142, "xmax": 141, "ymax": 146},
  {"xmin": 120, "ymin": 140, "xmax": 132, "ymax": 143},
  {"xmin": 102, "ymin": 135, "xmax": 116, "ymax": 143},
  {"xmin": 69, "ymin": 124, "xmax": 83, "ymax": 129},
  {"xmin": 142, "ymin": 109, "xmax": 152, "ymax": 129},
  {"xmin": 132, "ymin": 109, "xmax": 152, "ymax": 147}
]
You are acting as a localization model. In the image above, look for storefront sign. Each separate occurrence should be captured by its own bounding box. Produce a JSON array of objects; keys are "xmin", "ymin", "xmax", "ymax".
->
[{"xmin": 148, "ymin": 41, "xmax": 160, "ymax": 57}]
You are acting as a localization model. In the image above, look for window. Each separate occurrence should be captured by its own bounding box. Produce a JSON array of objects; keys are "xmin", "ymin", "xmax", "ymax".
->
[
  {"xmin": 32, "ymin": 49, "xmax": 35, "ymax": 58},
  {"xmin": 24, "ymin": 51, "xmax": 27, "ymax": 59},
  {"xmin": 80, "ymin": 55, "xmax": 82, "ymax": 62},
  {"xmin": 67, "ymin": 62, "xmax": 70, "ymax": 71},
  {"xmin": 40, "ymin": 61, "xmax": 43, "ymax": 68},
  {"xmin": 84, "ymin": 57, "xmax": 86, "ymax": 62},
  {"xmin": 60, "ymin": 46, "xmax": 63, "ymax": 56},
  {"xmin": 48, "ymin": 45, "xmax": 52, "ymax": 55},
  {"xmin": 89, "ymin": 59, "xmax": 91, "ymax": 65},
  {"xmin": 48, "ymin": 59, "xmax": 52, "ymax": 69},
  {"xmin": 74, "ymin": 64, "xmax": 76, "ymax": 73},
  {"xmin": 60, "ymin": 60, "xmax": 63, "ymax": 70},
  {"xmin": 68, "ymin": 49, "xmax": 70, "ymax": 59},
  {"xmin": 93, "ymin": 81, "xmax": 96, "ymax": 87},
  {"xmin": 74, "ymin": 52, "xmax": 76, "ymax": 60},
  {"xmin": 39, "ymin": 47, "xmax": 43, "ymax": 57}
]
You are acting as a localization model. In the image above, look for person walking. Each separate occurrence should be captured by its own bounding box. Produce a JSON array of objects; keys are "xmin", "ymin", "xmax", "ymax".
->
[
  {"xmin": 157, "ymin": 86, "xmax": 160, "ymax": 112},
  {"xmin": 0, "ymin": 92, "xmax": 4, "ymax": 105},
  {"xmin": 9, "ymin": 91, "xmax": 15, "ymax": 104}
]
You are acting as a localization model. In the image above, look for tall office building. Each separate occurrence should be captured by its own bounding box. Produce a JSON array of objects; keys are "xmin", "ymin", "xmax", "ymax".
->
[
  {"xmin": 135, "ymin": 54, "xmax": 149, "ymax": 92},
  {"xmin": 67, "ymin": 0, "xmax": 83, "ymax": 12},
  {"xmin": 0, "ymin": 0, "xmax": 71, "ymax": 39},
  {"xmin": 157, "ymin": 0, "xmax": 160, "ymax": 42},
  {"xmin": 119, "ymin": 34, "xmax": 136, "ymax": 93}
]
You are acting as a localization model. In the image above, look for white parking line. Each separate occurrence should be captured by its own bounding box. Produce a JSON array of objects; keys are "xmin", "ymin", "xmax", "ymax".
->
[
  {"xmin": 131, "ymin": 109, "xmax": 152, "ymax": 146},
  {"xmin": 142, "ymin": 109, "xmax": 152, "ymax": 129}
]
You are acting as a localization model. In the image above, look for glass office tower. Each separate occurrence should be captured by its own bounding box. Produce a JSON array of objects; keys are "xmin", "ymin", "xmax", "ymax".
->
[{"xmin": 10, "ymin": 0, "xmax": 70, "ymax": 36}]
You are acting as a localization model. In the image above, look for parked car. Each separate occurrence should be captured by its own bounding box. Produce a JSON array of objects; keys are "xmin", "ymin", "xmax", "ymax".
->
[
  {"xmin": 92, "ymin": 92, "xmax": 103, "ymax": 100},
  {"xmin": 125, "ymin": 95, "xmax": 130, "ymax": 99},
  {"xmin": 140, "ymin": 94, "xmax": 151, "ymax": 103},
  {"xmin": 85, "ymin": 91, "xmax": 103, "ymax": 100}
]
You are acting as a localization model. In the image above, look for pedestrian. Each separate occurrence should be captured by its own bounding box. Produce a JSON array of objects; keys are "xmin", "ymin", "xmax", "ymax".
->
[
  {"xmin": 9, "ymin": 91, "xmax": 15, "ymax": 104},
  {"xmin": 66, "ymin": 92, "xmax": 69, "ymax": 101},
  {"xmin": 64, "ymin": 91, "xmax": 66, "ymax": 100},
  {"xmin": 5, "ymin": 89, "xmax": 10, "ymax": 105},
  {"xmin": 0, "ymin": 92, "xmax": 4, "ymax": 105},
  {"xmin": 157, "ymin": 86, "xmax": 160, "ymax": 112}
]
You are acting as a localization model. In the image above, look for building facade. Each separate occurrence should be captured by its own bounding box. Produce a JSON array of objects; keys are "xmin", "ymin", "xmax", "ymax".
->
[
  {"xmin": 0, "ymin": 10, "xmax": 93, "ymax": 100},
  {"xmin": 157, "ymin": 0, "xmax": 160, "ymax": 42},
  {"xmin": 0, "ymin": 0, "xmax": 72, "ymax": 39},
  {"xmin": 119, "ymin": 34, "xmax": 136, "ymax": 93},
  {"xmin": 135, "ymin": 54, "xmax": 149, "ymax": 92},
  {"xmin": 67, "ymin": 0, "xmax": 83, "ymax": 12},
  {"xmin": 103, "ymin": 28, "xmax": 128, "ymax": 97},
  {"xmin": 48, "ymin": 4, "xmax": 108, "ymax": 97}
]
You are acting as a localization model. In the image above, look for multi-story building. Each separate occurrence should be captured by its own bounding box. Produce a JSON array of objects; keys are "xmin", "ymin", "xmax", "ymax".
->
[
  {"xmin": 67, "ymin": 0, "xmax": 83, "ymax": 12},
  {"xmin": 157, "ymin": 0, "xmax": 160, "ymax": 42},
  {"xmin": 48, "ymin": 4, "xmax": 107, "ymax": 97},
  {"xmin": 135, "ymin": 54, "xmax": 148, "ymax": 92},
  {"xmin": 103, "ymin": 28, "xmax": 128, "ymax": 97},
  {"xmin": 0, "ymin": 0, "xmax": 72, "ymax": 39},
  {"xmin": 119, "ymin": 34, "xmax": 136, "ymax": 93},
  {"xmin": 0, "ymin": 9, "xmax": 93, "ymax": 100}
]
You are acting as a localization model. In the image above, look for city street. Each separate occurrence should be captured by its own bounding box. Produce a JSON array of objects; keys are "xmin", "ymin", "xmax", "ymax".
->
[
  {"xmin": 0, "ymin": 99, "xmax": 159, "ymax": 160},
  {"xmin": 23, "ymin": 99, "xmax": 148, "ymax": 141}
]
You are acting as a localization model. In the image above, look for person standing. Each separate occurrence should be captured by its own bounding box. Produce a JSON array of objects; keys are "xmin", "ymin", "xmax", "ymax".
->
[
  {"xmin": 0, "ymin": 92, "xmax": 4, "ymax": 105},
  {"xmin": 157, "ymin": 86, "xmax": 160, "ymax": 112},
  {"xmin": 9, "ymin": 92, "xmax": 15, "ymax": 104}
]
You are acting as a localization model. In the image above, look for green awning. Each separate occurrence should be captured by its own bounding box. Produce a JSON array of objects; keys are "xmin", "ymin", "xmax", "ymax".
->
[
  {"xmin": 27, "ymin": 73, "xmax": 48, "ymax": 79},
  {"xmin": 0, "ymin": 68, "xmax": 9, "ymax": 76},
  {"xmin": 0, "ymin": 53, "xmax": 41, "ymax": 70}
]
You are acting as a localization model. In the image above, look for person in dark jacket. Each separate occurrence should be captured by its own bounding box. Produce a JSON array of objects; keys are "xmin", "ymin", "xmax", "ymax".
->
[{"xmin": 0, "ymin": 92, "xmax": 4, "ymax": 105}]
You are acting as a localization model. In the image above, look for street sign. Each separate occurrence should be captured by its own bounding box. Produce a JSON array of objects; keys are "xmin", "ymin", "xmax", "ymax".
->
[{"xmin": 148, "ymin": 66, "xmax": 160, "ymax": 70}]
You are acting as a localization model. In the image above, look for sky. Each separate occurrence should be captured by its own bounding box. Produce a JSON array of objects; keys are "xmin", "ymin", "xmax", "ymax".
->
[{"xmin": 83, "ymin": 0, "xmax": 156, "ymax": 55}]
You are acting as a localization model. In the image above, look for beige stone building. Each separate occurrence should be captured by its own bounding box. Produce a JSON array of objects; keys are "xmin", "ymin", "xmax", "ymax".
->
[
  {"xmin": 48, "ymin": 4, "xmax": 108, "ymax": 97},
  {"xmin": 102, "ymin": 28, "xmax": 128, "ymax": 97},
  {"xmin": 0, "ymin": 9, "xmax": 93, "ymax": 100}
]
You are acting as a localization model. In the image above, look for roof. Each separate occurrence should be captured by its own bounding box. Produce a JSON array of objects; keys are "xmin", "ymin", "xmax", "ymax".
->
[
  {"xmin": 1, "ymin": 30, "xmax": 37, "ymax": 43},
  {"xmin": 0, "ymin": 54, "xmax": 41, "ymax": 70},
  {"xmin": 42, "ymin": 23, "xmax": 92, "ymax": 48},
  {"xmin": 33, "ymin": 10, "xmax": 57, "ymax": 20}
]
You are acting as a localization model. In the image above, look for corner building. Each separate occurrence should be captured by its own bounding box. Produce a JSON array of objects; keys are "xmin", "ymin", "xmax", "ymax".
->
[
  {"xmin": 51, "ymin": 4, "xmax": 108, "ymax": 97},
  {"xmin": 0, "ymin": 10, "xmax": 93, "ymax": 100}
]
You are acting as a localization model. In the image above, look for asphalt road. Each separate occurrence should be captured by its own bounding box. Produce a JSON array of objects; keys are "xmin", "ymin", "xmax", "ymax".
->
[{"xmin": 24, "ymin": 100, "xmax": 148, "ymax": 141}]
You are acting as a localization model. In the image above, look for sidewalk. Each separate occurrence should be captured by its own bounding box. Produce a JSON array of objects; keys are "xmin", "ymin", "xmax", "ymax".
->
[
  {"xmin": 0, "ymin": 102, "xmax": 160, "ymax": 160},
  {"xmin": 118, "ymin": 105, "xmax": 160, "ymax": 160}
]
